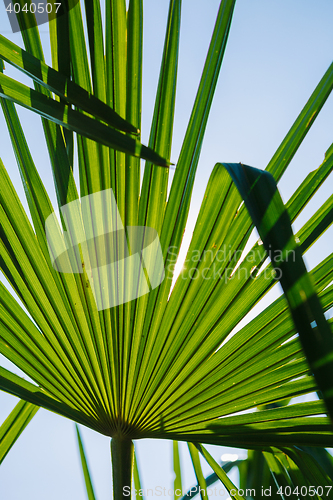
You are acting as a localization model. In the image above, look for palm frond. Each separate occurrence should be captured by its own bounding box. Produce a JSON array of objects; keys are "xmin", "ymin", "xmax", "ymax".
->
[
  {"xmin": 0, "ymin": 0, "xmax": 332, "ymax": 497},
  {"xmin": 0, "ymin": 400, "xmax": 38, "ymax": 464}
]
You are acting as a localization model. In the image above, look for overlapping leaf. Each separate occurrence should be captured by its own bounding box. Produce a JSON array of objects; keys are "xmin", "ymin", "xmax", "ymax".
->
[{"xmin": 0, "ymin": 0, "xmax": 332, "ymax": 473}]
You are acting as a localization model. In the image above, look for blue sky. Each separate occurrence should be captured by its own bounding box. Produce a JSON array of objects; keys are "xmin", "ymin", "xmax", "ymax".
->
[{"xmin": 0, "ymin": 1, "xmax": 332, "ymax": 499}]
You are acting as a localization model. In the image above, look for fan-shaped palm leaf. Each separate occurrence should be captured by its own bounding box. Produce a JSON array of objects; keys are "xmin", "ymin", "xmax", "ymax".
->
[{"xmin": 0, "ymin": 0, "xmax": 332, "ymax": 497}]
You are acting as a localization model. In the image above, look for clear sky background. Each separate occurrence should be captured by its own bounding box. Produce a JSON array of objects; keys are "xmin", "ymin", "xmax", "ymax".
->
[{"xmin": 0, "ymin": 1, "xmax": 332, "ymax": 499}]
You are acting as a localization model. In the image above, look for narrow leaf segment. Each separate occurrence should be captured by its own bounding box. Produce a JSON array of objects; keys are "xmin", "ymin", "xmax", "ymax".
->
[
  {"xmin": 0, "ymin": 399, "xmax": 38, "ymax": 464},
  {"xmin": 76, "ymin": 425, "xmax": 98, "ymax": 500},
  {"xmin": 219, "ymin": 162, "xmax": 333, "ymax": 420}
]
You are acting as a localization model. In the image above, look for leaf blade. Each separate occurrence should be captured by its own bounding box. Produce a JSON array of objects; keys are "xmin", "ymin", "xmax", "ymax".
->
[
  {"xmin": 0, "ymin": 72, "xmax": 169, "ymax": 166},
  {"xmin": 0, "ymin": 400, "xmax": 38, "ymax": 464},
  {"xmin": 219, "ymin": 162, "xmax": 333, "ymax": 419},
  {"xmin": 76, "ymin": 425, "xmax": 98, "ymax": 500}
]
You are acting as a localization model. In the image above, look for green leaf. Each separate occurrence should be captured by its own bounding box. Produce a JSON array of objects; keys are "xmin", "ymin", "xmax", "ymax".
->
[
  {"xmin": 134, "ymin": 447, "xmax": 144, "ymax": 500},
  {"xmin": 126, "ymin": 0, "xmax": 182, "ymax": 424},
  {"xmin": 263, "ymin": 451, "xmax": 293, "ymax": 497},
  {"xmin": 121, "ymin": 0, "xmax": 144, "ymax": 416},
  {"xmin": 128, "ymin": 0, "xmax": 237, "ymax": 426},
  {"xmin": 173, "ymin": 441, "xmax": 182, "ymax": 500},
  {"xmin": 0, "ymin": 0, "xmax": 332, "ymax": 489},
  {"xmin": 0, "ymin": 400, "xmax": 38, "ymax": 464},
  {"xmin": 286, "ymin": 143, "xmax": 333, "ymax": 222},
  {"xmin": 65, "ymin": 0, "xmax": 118, "ymax": 420},
  {"xmin": 76, "ymin": 425, "xmax": 98, "ymax": 500},
  {"xmin": 83, "ymin": 0, "xmax": 106, "ymax": 103},
  {"xmin": 0, "ymin": 159, "xmax": 113, "ymax": 415},
  {"xmin": 0, "ymin": 87, "xmax": 54, "ymax": 262},
  {"xmin": 105, "ymin": 0, "xmax": 127, "ymax": 211},
  {"xmin": 139, "ymin": 0, "xmax": 182, "ymax": 232},
  {"xmin": 297, "ymin": 446, "xmax": 333, "ymax": 479},
  {"xmin": 181, "ymin": 459, "xmax": 242, "ymax": 499},
  {"xmin": 67, "ymin": 0, "xmax": 105, "ymax": 199},
  {"xmin": 161, "ymin": 0, "xmax": 237, "ymax": 257},
  {"xmin": 267, "ymin": 62, "xmax": 333, "ymax": 181},
  {"xmin": 264, "ymin": 447, "xmax": 333, "ymax": 500},
  {"xmin": 282, "ymin": 447, "xmax": 333, "ymax": 493},
  {"xmin": 195, "ymin": 444, "xmax": 245, "ymax": 500},
  {"xmin": 49, "ymin": 1, "xmax": 73, "ymax": 164},
  {"xmin": 126, "ymin": 0, "xmax": 143, "ymax": 224},
  {"xmin": 0, "ymin": 366, "xmax": 104, "ymax": 433},
  {"xmin": 13, "ymin": 12, "xmax": 79, "ymax": 207},
  {"xmin": 239, "ymin": 450, "xmax": 275, "ymax": 500},
  {"xmin": 0, "ymin": 72, "xmax": 169, "ymax": 166}
]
